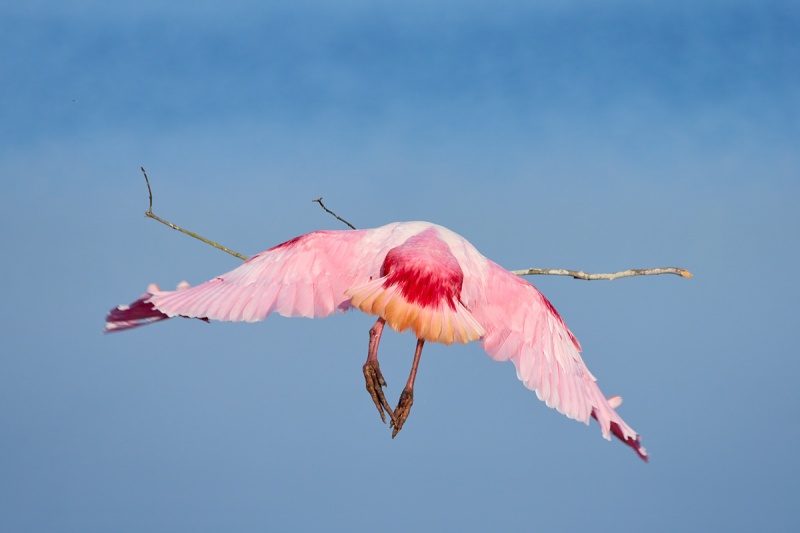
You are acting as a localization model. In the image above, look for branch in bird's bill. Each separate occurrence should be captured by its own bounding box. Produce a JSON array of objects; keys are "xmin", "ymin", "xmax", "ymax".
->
[{"xmin": 138, "ymin": 169, "xmax": 692, "ymax": 280}]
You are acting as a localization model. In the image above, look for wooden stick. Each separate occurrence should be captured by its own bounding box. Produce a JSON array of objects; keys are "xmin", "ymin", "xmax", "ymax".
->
[
  {"xmin": 141, "ymin": 168, "xmax": 249, "ymax": 261},
  {"xmin": 312, "ymin": 198, "xmax": 356, "ymax": 230},
  {"xmin": 139, "ymin": 169, "xmax": 692, "ymax": 280},
  {"xmin": 510, "ymin": 267, "xmax": 692, "ymax": 280}
]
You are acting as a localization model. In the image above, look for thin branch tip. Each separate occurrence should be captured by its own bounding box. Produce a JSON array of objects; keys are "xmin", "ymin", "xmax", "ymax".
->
[
  {"xmin": 312, "ymin": 197, "xmax": 357, "ymax": 229},
  {"xmin": 140, "ymin": 166, "xmax": 154, "ymax": 213},
  {"xmin": 138, "ymin": 168, "xmax": 248, "ymax": 261}
]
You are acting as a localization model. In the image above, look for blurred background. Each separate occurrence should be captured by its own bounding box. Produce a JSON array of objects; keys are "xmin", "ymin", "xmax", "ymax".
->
[{"xmin": 1, "ymin": 1, "xmax": 798, "ymax": 531}]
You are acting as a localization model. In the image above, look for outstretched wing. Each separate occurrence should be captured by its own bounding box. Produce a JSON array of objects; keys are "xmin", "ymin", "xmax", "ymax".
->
[
  {"xmin": 106, "ymin": 223, "xmax": 425, "ymax": 331},
  {"xmin": 150, "ymin": 229, "xmax": 372, "ymax": 321},
  {"xmin": 463, "ymin": 259, "xmax": 648, "ymax": 461}
]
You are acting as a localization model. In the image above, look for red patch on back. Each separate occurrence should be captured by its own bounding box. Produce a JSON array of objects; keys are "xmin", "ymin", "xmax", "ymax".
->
[
  {"xmin": 539, "ymin": 290, "xmax": 580, "ymax": 348},
  {"xmin": 266, "ymin": 234, "xmax": 307, "ymax": 252},
  {"xmin": 247, "ymin": 232, "xmax": 324, "ymax": 262},
  {"xmin": 541, "ymin": 294, "xmax": 564, "ymax": 322},
  {"xmin": 380, "ymin": 229, "xmax": 463, "ymax": 310},
  {"xmin": 267, "ymin": 235, "xmax": 307, "ymax": 251}
]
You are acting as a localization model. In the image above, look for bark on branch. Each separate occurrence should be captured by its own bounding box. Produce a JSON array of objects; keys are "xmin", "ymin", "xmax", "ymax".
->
[{"xmin": 510, "ymin": 267, "xmax": 692, "ymax": 280}]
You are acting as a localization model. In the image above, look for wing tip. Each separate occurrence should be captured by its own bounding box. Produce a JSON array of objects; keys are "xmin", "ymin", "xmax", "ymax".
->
[
  {"xmin": 104, "ymin": 286, "xmax": 169, "ymax": 333},
  {"xmin": 592, "ymin": 402, "xmax": 648, "ymax": 463},
  {"xmin": 105, "ymin": 281, "xmax": 206, "ymax": 333},
  {"xmin": 609, "ymin": 420, "xmax": 649, "ymax": 462}
]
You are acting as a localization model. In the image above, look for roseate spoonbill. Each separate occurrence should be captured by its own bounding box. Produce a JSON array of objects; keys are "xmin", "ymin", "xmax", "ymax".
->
[{"xmin": 106, "ymin": 221, "xmax": 647, "ymax": 461}]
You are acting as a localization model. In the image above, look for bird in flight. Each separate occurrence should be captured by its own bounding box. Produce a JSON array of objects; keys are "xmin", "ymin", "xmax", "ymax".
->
[{"xmin": 106, "ymin": 221, "xmax": 647, "ymax": 461}]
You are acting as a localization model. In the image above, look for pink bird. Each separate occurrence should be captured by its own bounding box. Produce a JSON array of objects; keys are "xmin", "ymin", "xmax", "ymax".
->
[{"xmin": 106, "ymin": 221, "xmax": 647, "ymax": 461}]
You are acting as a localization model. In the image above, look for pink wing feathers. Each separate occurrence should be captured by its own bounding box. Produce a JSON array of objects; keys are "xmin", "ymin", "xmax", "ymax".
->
[
  {"xmin": 107, "ymin": 224, "xmax": 408, "ymax": 331},
  {"xmin": 149, "ymin": 229, "xmax": 373, "ymax": 322},
  {"xmin": 460, "ymin": 257, "xmax": 647, "ymax": 460},
  {"xmin": 106, "ymin": 222, "xmax": 446, "ymax": 331}
]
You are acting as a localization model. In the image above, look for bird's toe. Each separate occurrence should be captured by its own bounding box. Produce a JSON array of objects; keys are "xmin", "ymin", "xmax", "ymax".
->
[{"xmin": 363, "ymin": 361, "xmax": 393, "ymax": 423}]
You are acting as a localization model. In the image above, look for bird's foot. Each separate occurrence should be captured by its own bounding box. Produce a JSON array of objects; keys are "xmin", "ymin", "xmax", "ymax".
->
[
  {"xmin": 390, "ymin": 388, "xmax": 414, "ymax": 438},
  {"xmin": 363, "ymin": 360, "xmax": 393, "ymax": 424}
]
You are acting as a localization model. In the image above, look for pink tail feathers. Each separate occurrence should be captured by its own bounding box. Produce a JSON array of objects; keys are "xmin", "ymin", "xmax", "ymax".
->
[{"xmin": 105, "ymin": 282, "xmax": 205, "ymax": 333}]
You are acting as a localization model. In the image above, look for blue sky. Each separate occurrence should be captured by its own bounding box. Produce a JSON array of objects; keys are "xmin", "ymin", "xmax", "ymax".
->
[{"xmin": 2, "ymin": 1, "xmax": 798, "ymax": 531}]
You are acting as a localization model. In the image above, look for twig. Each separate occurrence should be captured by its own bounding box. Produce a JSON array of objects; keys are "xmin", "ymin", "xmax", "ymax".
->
[
  {"xmin": 309, "ymin": 198, "xmax": 690, "ymax": 280},
  {"xmin": 309, "ymin": 196, "xmax": 690, "ymax": 280},
  {"xmin": 140, "ymin": 168, "xmax": 250, "ymax": 261},
  {"xmin": 510, "ymin": 267, "xmax": 693, "ymax": 280},
  {"xmin": 312, "ymin": 198, "xmax": 357, "ymax": 230},
  {"xmin": 140, "ymin": 170, "xmax": 691, "ymax": 281}
]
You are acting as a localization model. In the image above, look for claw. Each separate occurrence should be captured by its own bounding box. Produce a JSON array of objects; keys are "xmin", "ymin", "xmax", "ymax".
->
[
  {"xmin": 390, "ymin": 388, "xmax": 414, "ymax": 438},
  {"xmin": 363, "ymin": 360, "xmax": 394, "ymax": 423}
]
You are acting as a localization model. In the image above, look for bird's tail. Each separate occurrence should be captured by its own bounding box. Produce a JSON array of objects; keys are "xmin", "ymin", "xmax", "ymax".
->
[{"xmin": 104, "ymin": 282, "xmax": 204, "ymax": 332}]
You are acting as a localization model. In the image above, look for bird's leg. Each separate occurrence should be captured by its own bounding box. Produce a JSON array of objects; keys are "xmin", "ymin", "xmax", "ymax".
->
[
  {"xmin": 363, "ymin": 317, "xmax": 394, "ymax": 424},
  {"xmin": 390, "ymin": 338, "xmax": 425, "ymax": 438}
]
